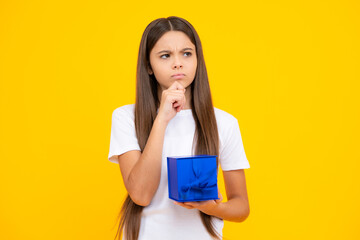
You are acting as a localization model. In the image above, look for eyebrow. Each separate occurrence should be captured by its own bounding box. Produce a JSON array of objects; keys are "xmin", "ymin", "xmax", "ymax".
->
[{"xmin": 156, "ymin": 48, "xmax": 194, "ymax": 55}]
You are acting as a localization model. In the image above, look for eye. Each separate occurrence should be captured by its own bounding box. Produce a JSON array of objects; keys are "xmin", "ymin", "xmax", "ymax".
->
[
  {"xmin": 184, "ymin": 52, "xmax": 192, "ymax": 57},
  {"xmin": 160, "ymin": 54, "xmax": 170, "ymax": 59}
]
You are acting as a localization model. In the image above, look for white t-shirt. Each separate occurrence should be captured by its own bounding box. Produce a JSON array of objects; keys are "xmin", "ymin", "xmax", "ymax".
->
[{"xmin": 108, "ymin": 104, "xmax": 250, "ymax": 240}]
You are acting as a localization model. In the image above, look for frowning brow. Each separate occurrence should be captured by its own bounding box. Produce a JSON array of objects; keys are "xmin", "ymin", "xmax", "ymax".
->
[{"xmin": 156, "ymin": 48, "xmax": 194, "ymax": 55}]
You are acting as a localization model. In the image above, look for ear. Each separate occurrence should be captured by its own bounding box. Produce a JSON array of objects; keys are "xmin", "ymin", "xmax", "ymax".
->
[{"xmin": 147, "ymin": 64, "xmax": 153, "ymax": 75}]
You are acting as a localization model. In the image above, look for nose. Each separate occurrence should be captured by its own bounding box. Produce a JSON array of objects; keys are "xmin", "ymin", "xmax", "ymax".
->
[
  {"xmin": 173, "ymin": 64, "xmax": 183, "ymax": 69},
  {"xmin": 172, "ymin": 56, "xmax": 183, "ymax": 69}
]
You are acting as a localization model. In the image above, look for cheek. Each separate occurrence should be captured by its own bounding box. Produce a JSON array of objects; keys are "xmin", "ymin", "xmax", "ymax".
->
[
  {"xmin": 190, "ymin": 60, "xmax": 197, "ymax": 73},
  {"xmin": 190, "ymin": 57, "xmax": 197, "ymax": 68},
  {"xmin": 154, "ymin": 64, "xmax": 168, "ymax": 77},
  {"xmin": 151, "ymin": 61, "xmax": 163, "ymax": 74}
]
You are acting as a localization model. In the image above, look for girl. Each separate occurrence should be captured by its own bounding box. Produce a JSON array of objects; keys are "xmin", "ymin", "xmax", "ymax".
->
[{"xmin": 108, "ymin": 16, "xmax": 250, "ymax": 240}]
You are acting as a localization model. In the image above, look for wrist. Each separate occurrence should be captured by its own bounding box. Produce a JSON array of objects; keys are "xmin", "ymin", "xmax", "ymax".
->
[
  {"xmin": 204, "ymin": 201, "xmax": 224, "ymax": 218},
  {"xmin": 155, "ymin": 115, "xmax": 169, "ymax": 126}
]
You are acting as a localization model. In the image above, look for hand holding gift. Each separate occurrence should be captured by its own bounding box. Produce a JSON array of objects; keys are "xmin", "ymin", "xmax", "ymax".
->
[{"xmin": 173, "ymin": 187, "xmax": 223, "ymax": 216}]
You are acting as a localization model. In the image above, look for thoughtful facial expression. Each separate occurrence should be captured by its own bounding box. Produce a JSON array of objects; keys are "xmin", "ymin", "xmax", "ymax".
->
[{"xmin": 148, "ymin": 31, "xmax": 197, "ymax": 91}]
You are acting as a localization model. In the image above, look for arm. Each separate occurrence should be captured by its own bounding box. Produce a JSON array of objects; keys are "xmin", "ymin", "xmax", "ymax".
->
[
  {"xmin": 175, "ymin": 169, "xmax": 250, "ymax": 222},
  {"xmin": 118, "ymin": 81, "xmax": 186, "ymax": 207},
  {"xmin": 118, "ymin": 117, "xmax": 167, "ymax": 207},
  {"xmin": 213, "ymin": 169, "xmax": 250, "ymax": 222}
]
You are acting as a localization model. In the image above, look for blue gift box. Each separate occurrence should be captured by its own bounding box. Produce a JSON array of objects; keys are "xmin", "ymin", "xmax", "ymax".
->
[{"xmin": 167, "ymin": 155, "xmax": 219, "ymax": 202}]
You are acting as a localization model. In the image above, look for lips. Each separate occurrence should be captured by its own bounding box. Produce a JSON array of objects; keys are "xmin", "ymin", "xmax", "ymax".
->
[
  {"xmin": 171, "ymin": 73, "xmax": 185, "ymax": 77},
  {"xmin": 172, "ymin": 74, "xmax": 185, "ymax": 80}
]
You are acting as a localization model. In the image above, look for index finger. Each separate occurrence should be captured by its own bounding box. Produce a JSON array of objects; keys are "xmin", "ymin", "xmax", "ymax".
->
[{"xmin": 168, "ymin": 81, "xmax": 185, "ymax": 91}]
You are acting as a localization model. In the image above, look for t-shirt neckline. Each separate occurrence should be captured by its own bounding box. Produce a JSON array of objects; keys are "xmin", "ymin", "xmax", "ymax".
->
[
  {"xmin": 176, "ymin": 108, "xmax": 192, "ymax": 116},
  {"xmin": 156, "ymin": 108, "xmax": 192, "ymax": 116}
]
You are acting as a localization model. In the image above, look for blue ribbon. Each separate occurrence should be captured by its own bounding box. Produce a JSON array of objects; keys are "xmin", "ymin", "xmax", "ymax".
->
[{"xmin": 179, "ymin": 158, "xmax": 217, "ymax": 200}]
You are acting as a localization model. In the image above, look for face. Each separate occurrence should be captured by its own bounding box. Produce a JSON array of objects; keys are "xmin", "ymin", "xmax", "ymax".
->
[{"xmin": 148, "ymin": 31, "xmax": 197, "ymax": 91}]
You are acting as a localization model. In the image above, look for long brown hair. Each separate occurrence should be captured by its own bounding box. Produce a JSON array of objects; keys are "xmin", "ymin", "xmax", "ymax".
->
[{"xmin": 114, "ymin": 16, "xmax": 222, "ymax": 240}]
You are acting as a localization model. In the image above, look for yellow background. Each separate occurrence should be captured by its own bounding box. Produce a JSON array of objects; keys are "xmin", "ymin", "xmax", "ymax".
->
[{"xmin": 1, "ymin": 0, "xmax": 359, "ymax": 239}]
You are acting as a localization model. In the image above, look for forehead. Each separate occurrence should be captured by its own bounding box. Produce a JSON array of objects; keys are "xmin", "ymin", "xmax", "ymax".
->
[{"xmin": 152, "ymin": 31, "xmax": 195, "ymax": 51}]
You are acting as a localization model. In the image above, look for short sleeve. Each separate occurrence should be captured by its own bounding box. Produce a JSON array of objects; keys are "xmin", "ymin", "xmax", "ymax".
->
[
  {"xmin": 219, "ymin": 118, "xmax": 250, "ymax": 171},
  {"xmin": 108, "ymin": 107, "xmax": 141, "ymax": 164}
]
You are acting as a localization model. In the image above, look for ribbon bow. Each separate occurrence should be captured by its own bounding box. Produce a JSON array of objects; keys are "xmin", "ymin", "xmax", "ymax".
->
[{"xmin": 179, "ymin": 158, "xmax": 218, "ymax": 201}]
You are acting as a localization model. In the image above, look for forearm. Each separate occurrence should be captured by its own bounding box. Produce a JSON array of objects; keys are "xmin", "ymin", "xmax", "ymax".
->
[
  {"xmin": 127, "ymin": 117, "xmax": 168, "ymax": 204},
  {"xmin": 210, "ymin": 197, "xmax": 250, "ymax": 222}
]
